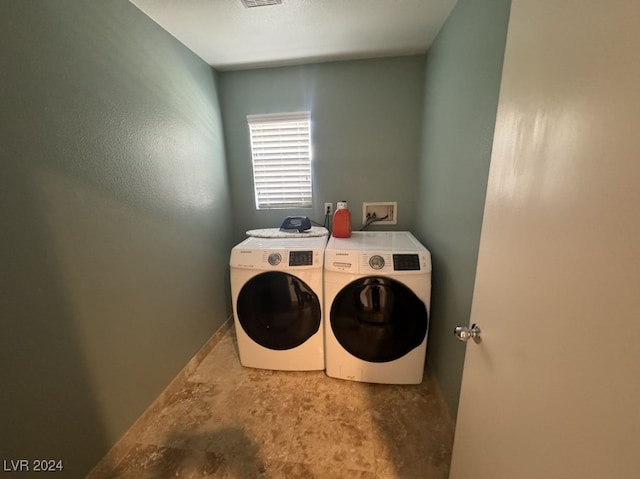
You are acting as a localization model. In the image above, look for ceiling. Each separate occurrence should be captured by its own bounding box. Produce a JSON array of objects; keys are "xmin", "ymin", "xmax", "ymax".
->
[{"xmin": 129, "ymin": 0, "xmax": 458, "ymax": 71}]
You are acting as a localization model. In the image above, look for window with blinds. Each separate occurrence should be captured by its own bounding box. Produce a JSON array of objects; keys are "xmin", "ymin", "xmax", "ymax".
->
[{"xmin": 247, "ymin": 112, "xmax": 312, "ymax": 209}]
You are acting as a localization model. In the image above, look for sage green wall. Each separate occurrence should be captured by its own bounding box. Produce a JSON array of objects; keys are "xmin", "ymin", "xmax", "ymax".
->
[
  {"xmin": 415, "ymin": 0, "xmax": 512, "ymax": 417},
  {"xmin": 219, "ymin": 57, "xmax": 425, "ymax": 242},
  {"xmin": 0, "ymin": 1, "xmax": 232, "ymax": 476}
]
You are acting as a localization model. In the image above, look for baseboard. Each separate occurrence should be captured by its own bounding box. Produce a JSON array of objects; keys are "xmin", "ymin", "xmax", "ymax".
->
[{"xmin": 86, "ymin": 316, "xmax": 233, "ymax": 478}]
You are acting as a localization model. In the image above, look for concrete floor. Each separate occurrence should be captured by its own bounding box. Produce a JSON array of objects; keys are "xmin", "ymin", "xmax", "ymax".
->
[{"xmin": 95, "ymin": 326, "xmax": 454, "ymax": 478}]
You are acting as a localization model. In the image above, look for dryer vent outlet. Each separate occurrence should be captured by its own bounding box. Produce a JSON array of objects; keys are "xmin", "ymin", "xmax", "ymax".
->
[{"xmin": 363, "ymin": 202, "xmax": 397, "ymax": 225}]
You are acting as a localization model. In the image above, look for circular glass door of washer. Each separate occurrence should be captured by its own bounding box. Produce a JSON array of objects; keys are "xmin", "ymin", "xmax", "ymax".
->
[
  {"xmin": 330, "ymin": 277, "xmax": 428, "ymax": 362},
  {"xmin": 237, "ymin": 271, "xmax": 321, "ymax": 350}
]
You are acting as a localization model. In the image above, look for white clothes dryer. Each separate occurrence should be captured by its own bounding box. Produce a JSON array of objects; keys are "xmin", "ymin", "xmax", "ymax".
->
[
  {"xmin": 230, "ymin": 235, "xmax": 327, "ymax": 371},
  {"xmin": 324, "ymin": 231, "xmax": 431, "ymax": 384}
]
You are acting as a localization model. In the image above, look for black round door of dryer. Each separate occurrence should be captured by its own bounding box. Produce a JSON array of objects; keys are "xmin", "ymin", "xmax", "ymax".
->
[
  {"xmin": 237, "ymin": 271, "xmax": 321, "ymax": 350},
  {"xmin": 330, "ymin": 277, "xmax": 428, "ymax": 362}
]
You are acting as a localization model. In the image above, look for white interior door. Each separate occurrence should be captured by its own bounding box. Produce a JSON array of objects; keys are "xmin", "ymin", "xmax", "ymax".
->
[{"xmin": 450, "ymin": 1, "xmax": 640, "ymax": 478}]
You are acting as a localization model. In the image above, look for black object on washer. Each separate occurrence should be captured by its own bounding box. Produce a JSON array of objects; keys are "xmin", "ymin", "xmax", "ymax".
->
[{"xmin": 279, "ymin": 216, "xmax": 312, "ymax": 233}]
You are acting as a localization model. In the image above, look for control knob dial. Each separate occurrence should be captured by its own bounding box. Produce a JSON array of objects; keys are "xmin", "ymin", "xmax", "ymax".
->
[
  {"xmin": 268, "ymin": 253, "xmax": 282, "ymax": 266},
  {"xmin": 369, "ymin": 255, "xmax": 385, "ymax": 270}
]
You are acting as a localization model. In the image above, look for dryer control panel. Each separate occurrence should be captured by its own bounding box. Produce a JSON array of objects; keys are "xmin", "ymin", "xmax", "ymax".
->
[
  {"xmin": 231, "ymin": 248, "xmax": 324, "ymax": 270},
  {"xmin": 289, "ymin": 250, "xmax": 314, "ymax": 266}
]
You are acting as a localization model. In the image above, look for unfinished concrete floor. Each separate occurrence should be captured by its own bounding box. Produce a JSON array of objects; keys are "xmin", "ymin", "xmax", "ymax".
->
[{"xmin": 96, "ymin": 326, "xmax": 454, "ymax": 478}]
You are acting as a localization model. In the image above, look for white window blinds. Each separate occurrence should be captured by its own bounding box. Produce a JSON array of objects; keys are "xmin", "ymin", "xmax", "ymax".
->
[{"xmin": 247, "ymin": 112, "xmax": 312, "ymax": 209}]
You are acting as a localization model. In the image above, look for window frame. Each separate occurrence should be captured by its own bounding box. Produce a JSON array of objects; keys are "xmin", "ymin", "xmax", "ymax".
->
[{"xmin": 247, "ymin": 111, "xmax": 313, "ymax": 210}]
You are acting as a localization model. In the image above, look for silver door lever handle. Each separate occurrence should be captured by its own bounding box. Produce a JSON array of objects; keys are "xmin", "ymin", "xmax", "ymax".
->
[{"xmin": 454, "ymin": 324, "xmax": 482, "ymax": 344}]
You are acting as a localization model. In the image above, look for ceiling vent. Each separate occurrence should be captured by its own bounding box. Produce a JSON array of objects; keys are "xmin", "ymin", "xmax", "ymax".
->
[{"xmin": 240, "ymin": 0, "xmax": 282, "ymax": 8}]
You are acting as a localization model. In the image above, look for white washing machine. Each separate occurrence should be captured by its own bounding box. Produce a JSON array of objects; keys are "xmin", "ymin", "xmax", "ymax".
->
[
  {"xmin": 324, "ymin": 231, "xmax": 431, "ymax": 384},
  {"xmin": 230, "ymin": 235, "xmax": 327, "ymax": 371}
]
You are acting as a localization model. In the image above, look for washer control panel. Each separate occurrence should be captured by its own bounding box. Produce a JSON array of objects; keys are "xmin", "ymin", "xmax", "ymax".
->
[
  {"xmin": 392, "ymin": 254, "xmax": 420, "ymax": 271},
  {"xmin": 325, "ymin": 251, "xmax": 431, "ymax": 274}
]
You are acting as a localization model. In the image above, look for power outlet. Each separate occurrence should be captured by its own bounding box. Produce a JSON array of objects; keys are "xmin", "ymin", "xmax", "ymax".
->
[
  {"xmin": 362, "ymin": 202, "xmax": 398, "ymax": 225},
  {"xmin": 324, "ymin": 203, "xmax": 333, "ymax": 215}
]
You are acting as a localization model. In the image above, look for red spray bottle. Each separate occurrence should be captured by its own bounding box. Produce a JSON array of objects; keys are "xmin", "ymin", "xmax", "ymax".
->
[{"xmin": 332, "ymin": 201, "xmax": 352, "ymax": 238}]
